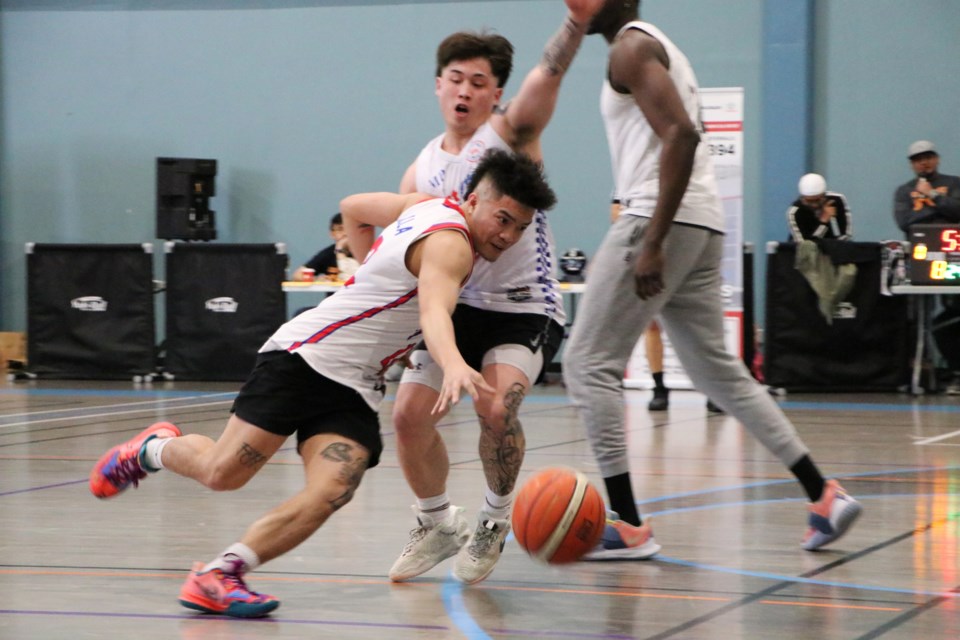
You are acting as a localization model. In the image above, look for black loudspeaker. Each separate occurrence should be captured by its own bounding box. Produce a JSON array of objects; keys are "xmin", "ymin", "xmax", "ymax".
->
[
  {"xmin": 156, "ymin": 157, "xmax": 217, "ymax": 241},
  {"xmin": 25, "ymin": 243, "xmax": 156, "ymax": 379},
  {"xmin": 164, "ymin": 243, "xmax": 287, "ymax": 381},
  {"xmin": 742, "ymin": 242, "xmax": 755, "ymax": 374},
  {"xmin": 932, "ymin": 304, "xmax": 960, "ymax": 369},
  {"xmin": 764, "ymin": 241, "xmax": 910, "ymax": 391}
]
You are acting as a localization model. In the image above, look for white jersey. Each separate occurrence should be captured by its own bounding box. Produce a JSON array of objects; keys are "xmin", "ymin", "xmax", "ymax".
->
[
  {"xmin": 261, "ymin": 198, "xmax": 470, "ymax": 410},
  {"xmin": 414, "ymin": 122, "xmax": 565, "ymax": 324},
  {"xmin": 601, "ymin": 21, "xmax": 724, "ymax": 232}
]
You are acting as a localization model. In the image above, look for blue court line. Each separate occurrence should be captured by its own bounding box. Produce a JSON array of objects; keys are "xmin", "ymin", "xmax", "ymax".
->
[
  {"xmin": 636, "ymin": 465, "xmax": 960, "ymax": 506},
  {"xmin": 441, "ymin": 467, "xmax": 960, "ymax": 634},
  {"xmin": 654, "ymin": 552, "xmax": 960, "ymax": 600},
  {"xmin": 0, "ymin": 388, "xmax": 235, "ymax": 399},
  {"xmin": 441, "ymin": 575, "xmax": 634, "ymax": 640},
  {"xmin": 4, "ymin": 386, "xmax": 960, "ymax": 413},
  {"xmin": 443, "ymin": 578, "xmax": 492, "ymax": 640},
  {"xmin": 646, "ymin": 491, "xmax": 956, "ymax": 518},
  {"xmin": 781, "ymin": 400, "xmax": 960, "ymax": 413}
]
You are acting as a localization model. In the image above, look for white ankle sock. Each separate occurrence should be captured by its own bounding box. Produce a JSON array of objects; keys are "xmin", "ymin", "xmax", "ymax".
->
[
  {"xmin": 142, "ymin": 437, "xmax": 172, "ymax": 472},
  {"xmin": 482, "ymin": 488, "xmax": 513, "ymax": 521},
  {"xmin": 203, "ymin": 543, "xmax": 260, "ymax": 575},
  {"xmin": 416, "ymin": 494, "xmax": 452, "ymax": 527}
]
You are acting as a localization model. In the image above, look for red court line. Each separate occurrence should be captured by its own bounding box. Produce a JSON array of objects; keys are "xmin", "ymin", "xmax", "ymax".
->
[{"xmin": 0, "ymin": 568, "xmax": 904, "ymax": 612}]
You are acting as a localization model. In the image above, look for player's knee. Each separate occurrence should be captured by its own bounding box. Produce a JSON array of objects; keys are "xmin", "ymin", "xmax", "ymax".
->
[
  {"xmin": 392, "ymin": 400, "xmax": 435, "ymax": 444},
  {"xmin": 477, "ymin": 401, "xmax": 511, "ymax": 431},
  {"xmin": 317, "ymin": 477, "xmax": 360, "ymax": 513},
  {"xmin": 202, "ymin": 465, "xmax": 251, "ymax": 492},
  {"xmin": 476, "ymin": 392, "xmax": 525, "ymax": 434}
]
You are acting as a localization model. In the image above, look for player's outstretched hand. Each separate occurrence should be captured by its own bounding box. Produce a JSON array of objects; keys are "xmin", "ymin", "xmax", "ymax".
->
[
  {"xmin": 432, "ymin": 362, "xmax": 495, "ymax": 415},
  {"xmin": 564, "ymin": 0, "xmax": 604, "ymax": 25}
]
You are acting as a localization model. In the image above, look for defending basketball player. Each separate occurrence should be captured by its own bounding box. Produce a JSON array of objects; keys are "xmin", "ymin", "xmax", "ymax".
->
[
  {"xmin": 88, "ymin": 150, "xmax": 556, "ymax": 618},
  {"xmin": 563, "ymin": 0, "xmax": 862, "ymax": 559},
  {"xmin": 342, "ymin": 3, "xmax": 594, "ymax": 586}
]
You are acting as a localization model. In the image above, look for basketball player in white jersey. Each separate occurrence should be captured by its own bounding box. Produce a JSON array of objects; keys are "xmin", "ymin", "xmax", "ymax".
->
[
  {"xmin": 563, "ymin": 0, "xmax": 862, "ymax": 559},
  {"xmin": 343, "ymin": 8, "xmax": 593, "ymax": 586},
  {"xmin": 88, "ymin": 150, "xmax": 556, "ymax": 618}
]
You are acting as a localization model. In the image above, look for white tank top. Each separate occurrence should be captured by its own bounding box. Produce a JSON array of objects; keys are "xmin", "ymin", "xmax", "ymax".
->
[
  {"xmin": 601, "ymin": 21, "xmax": 724, "ymax": 232},
  {"xmin": 261, "ymin": 198, "xmax": 471, "ymax": 410},
  {"xmin": 414, "ymin": 122, "xmax": 565, "ymax": 323}
]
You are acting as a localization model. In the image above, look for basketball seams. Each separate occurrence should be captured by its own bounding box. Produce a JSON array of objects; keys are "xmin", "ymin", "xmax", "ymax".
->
[
  {"xmin": 533, "ymin": 472, "xmax": 588, "ymax": 563},
  {"xmin": 513, "ymin": 467, "xmax": 605, "ymax": 564}
]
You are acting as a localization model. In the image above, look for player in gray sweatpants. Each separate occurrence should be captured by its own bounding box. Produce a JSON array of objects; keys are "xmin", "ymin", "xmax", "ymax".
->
[
  {"xmin": 563, "ymin": 216, "xmax": 810, "ymax": 480},
  {"xmin": 563, "ymin": 212, "xmax": 862, "ymax": 555}
]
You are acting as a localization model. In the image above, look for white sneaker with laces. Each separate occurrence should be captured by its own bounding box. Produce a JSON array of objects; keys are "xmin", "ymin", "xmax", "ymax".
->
[
  {"xmin": 389, "ymin": 506, "xmax": 470, "ymax": 582},
  {"xmin": 453, "ymin": 516, "xmax": 510, "ymax": 584}
]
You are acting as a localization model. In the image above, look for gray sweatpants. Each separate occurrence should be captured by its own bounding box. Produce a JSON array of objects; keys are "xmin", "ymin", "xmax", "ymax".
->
[{"xmin": 562, "ymin": 215, "xmax": 809, "ymax": 478}]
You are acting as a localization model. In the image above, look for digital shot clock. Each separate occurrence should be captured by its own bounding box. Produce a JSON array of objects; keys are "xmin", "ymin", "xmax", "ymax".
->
[{"xmin": 908, "ymin": 223, "xmax": 960, "ymax": 284}]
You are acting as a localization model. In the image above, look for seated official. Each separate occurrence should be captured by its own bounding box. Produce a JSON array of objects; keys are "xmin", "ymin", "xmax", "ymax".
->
[
  {"xmin": 787, "ymin": 173, "xmax": 852, "ymax": 242},
  {"xmin": 292, "ymin": 212, "xmax": 359, "ymax": 282}
]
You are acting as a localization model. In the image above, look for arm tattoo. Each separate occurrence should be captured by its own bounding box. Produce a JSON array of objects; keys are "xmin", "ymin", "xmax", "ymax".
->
[
  {"xmin": 237, "ymin": 442, "xmax": 267, "ymax": 469},
  {"xmin": 321, "ymin": 442, "xmax": 369, "ymax": 510},
  {"xmin": 540, "ymin": 16, "xmax": 586, "ymax": 77},
  {"xmin": 479, "ymin": 383, "xmax": 527, "ymax": 494}
]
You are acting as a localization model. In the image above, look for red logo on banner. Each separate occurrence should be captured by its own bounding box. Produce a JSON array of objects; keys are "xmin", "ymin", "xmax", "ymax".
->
[{"xmin": 704, "ymin": 121, "xmax": 743, "ymax": 132}]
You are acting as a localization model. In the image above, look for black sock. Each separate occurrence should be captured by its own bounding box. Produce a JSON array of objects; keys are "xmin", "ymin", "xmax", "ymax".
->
[
  {"xmin": 652, "ymin": 372, "xmax": 665, "ymax": 390},
  {"xmin": 603, "ymin": 472, "xmax": 642, "ymax": 526},
  {"xmin": 790, "ymin": 455, "xmax": 826, "ymax": 502}
]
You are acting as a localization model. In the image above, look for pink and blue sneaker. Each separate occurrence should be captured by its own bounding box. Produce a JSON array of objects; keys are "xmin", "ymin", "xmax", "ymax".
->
[
  {"xmin": 89, "ymin": 422, "xmax": 181, "ymax": 498},
  {"xmin": 179, "ymin": 562, "xmax": 280, "ymax": 618}
]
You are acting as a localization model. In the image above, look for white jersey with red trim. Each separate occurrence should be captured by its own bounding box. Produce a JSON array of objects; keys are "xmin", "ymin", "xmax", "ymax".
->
[
  {"xmin": 261, "ymin": 198, "xmax": 471, "ymax": 410},
  {"xmin": 414, "ymin": 122, "xmax": 565, "ymax": 324}
]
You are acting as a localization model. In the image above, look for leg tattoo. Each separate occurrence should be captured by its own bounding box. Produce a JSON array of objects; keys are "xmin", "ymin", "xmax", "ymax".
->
[
  {"xmin": 237, "ymin": 442, "xmax": 268, "ymax": 469},
  {"xmin": 479, "ymin": 383, "xmax": 527, "ymax": 495},
  {"xmin": 320, "ymin": 442, "xmax": 368, "ymax": 510}
]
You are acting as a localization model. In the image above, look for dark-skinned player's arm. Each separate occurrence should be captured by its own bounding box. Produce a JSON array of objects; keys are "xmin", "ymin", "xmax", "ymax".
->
[{"xmin": 609, "ymin": 31, "xmax": 700, "ymax": 299}]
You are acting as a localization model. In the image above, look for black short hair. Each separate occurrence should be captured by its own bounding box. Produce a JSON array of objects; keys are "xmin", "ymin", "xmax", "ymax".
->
[
  {"xmin": 464, "ymin": 149, "xmax": 557, "ymax": 212},
  {"xmin": 435, "ymin": 31, "xmax": 514, "ymax": 88},
  {"xmin": 330, "ymin": 212, "xmax": 342, "ymax": 227}
]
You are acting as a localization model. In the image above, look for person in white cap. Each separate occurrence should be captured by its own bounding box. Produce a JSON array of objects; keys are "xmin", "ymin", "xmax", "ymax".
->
[
  {"xmin": 894, "ymin": 140, "xmax": 960, "ymax": 233},
  {"xmin": 787, "ymin": 173, "xmax": 852, "ymax": 242}
]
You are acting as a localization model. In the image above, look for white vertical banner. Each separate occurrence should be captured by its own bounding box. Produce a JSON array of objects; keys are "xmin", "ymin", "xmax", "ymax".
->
[{"xmin": 624, "ymin": 87, "xmax": 744, "ymax": 389}]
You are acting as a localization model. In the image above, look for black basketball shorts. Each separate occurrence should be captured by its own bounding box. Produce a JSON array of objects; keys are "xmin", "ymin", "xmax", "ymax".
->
[{"xmin": 231, "ymin": 350, "xmax": 382, "ymax": 468}]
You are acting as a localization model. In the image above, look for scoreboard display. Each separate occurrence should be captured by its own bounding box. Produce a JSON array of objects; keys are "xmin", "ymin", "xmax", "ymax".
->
[{"xmin": 908, "ymin": 224, "xmax": 960, "ymax": 284}]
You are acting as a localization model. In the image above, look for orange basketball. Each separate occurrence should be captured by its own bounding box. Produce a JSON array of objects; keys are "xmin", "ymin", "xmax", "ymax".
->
[{"xmin": 512, "ymin": 467, "xmax": 606, "ymax": 564}]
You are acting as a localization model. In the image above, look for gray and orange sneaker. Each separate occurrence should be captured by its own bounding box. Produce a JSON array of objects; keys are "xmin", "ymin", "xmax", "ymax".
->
[
  {"xmin": 89, "ymin": 422, "xmax": 181, "ymax": 498},
  {"xmin": 802, "ymin": 479, "xmax": 862, "ymax": 551},
  {"xmin": 581, "ymin": 511, "xmax": 661, "ymax": 560}
]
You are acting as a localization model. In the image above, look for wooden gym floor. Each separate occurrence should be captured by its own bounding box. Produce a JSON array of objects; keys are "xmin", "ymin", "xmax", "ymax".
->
[{"xmin": 1, "ymin": 376, "xmax": 959, "ymax": 639}]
